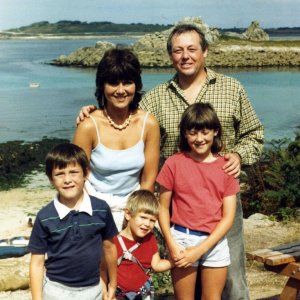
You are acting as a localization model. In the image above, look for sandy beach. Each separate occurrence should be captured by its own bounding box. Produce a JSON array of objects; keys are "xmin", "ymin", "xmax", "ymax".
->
[{"xmin": 0, "ymin": 173, "xmax": 299, "ymax": 299}]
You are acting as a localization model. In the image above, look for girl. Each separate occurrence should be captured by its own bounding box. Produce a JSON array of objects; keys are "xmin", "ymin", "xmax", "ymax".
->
[{"xmin": 156, "ymin": 102, "xmax": 238, "ymax": 300}]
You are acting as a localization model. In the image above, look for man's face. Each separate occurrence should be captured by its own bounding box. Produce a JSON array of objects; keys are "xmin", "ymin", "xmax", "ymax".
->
[{"xmin": 169, "ymin": 30, "xmax": 208, "ymax": 78}]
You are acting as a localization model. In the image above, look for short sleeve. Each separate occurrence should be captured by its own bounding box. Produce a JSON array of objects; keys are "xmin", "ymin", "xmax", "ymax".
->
[
  {"xmin": 28, "ymin": 213, "xmax": 49, "ymax": 254},
  {"xmin": 224, "ymin": 175, "xmax": 240, "ymax": 197},
  {"xmin": 103, "ymin": 205, "xmax": 118, "ymax": 240},
  {"xmin": 156, "ymin": 159, "xmax": 175, "ymax": 191}
]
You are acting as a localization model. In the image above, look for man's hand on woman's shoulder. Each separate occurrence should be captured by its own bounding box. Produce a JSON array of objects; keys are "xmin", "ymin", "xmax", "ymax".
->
[{"xmin": 76, "ymin": 105, "xmax": 97, "ymax": 126}]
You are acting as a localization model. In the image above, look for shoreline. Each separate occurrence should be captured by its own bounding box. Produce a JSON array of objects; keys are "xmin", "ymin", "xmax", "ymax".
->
[{"xmin": 0, "ymin": 34, "xmax": 143, "ymax": 40}]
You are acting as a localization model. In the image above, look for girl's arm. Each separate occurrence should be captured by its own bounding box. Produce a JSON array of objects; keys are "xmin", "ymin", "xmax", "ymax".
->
[
  {"xmin": 30, "ymin": 254, "xmax": 45, "ymax": 300},
  {"xmin": 151, "ymin": 251, "xmax": 173, "ymax": 272},
  {"xmin": 175, "ymin": 194, "xmax": 237, "ymax": 268},
  {"xmin": 140, "ymin": 113, "xmax": 160, "ymax": 192},
  {"xmin": 73, "ymin": 117, "xmax": 96, "ymax": 160},
  {"xmin": 159, "ymin": 186, "xmax": 184, "ymax": 261}
]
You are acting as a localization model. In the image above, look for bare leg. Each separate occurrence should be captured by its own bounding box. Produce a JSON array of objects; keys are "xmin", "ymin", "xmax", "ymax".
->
[
  {"xmin": 201, "ymin": 266, "xmax": 227, "ymax": 300},
  {"xmin": 171, "ymin": 266, "xmax": 197, "ymax": 300}
]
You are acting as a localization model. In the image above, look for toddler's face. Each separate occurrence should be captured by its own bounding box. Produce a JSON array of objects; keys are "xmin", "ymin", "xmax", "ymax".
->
[{"xmin": 128, "ymin": 212, "xmax": 157, "ymax": 239}]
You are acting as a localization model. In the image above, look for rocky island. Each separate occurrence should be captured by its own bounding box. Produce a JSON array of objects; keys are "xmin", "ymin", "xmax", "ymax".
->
[{"xmin": 52, "ymin": 17, "xmax": 300, "ymax": 68}]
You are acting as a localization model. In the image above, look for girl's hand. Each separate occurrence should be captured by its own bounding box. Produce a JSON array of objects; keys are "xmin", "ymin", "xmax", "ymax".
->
[
  {"xmin": 168, "ymin": 242, "xmax": 185, "ymax": 262},
  {"xmin": 174, "ymin": 246, "xmax": 201, "ymax": 268}
]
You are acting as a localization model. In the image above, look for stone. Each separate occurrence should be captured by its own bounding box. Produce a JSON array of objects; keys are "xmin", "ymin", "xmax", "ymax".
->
[
  {"xmin": 242, "ymin": 21, "xmax": 269, "ymax": 41},
  {"xmin": 0, "ymin": 254, "xmax": 30, "ymax": 291}
]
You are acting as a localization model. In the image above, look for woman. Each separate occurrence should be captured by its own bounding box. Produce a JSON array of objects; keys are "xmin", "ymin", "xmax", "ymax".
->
[{"xmin": 73, "ymin": 48, "xmax": 160, "ymax": 231}]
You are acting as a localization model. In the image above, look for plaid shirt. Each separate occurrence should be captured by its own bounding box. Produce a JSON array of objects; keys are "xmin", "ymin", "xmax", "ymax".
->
[{"xmin": 140, "ymin": 68, "xmax": 264, "ymax": 165}]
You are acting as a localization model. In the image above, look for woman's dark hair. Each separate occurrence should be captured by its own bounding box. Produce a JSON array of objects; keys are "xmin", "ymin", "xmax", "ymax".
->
[
  {"xmin": 45, "ymin": 143, "xmax": 90, "ymax": 179},
  {"xmin": 167, "ymin": 24, "xmax": 209, "ymax": 54},
  {"xmin": 179, "ymin": 103, "xmax": 223, "ymax": 154},
  {"xmin": 95, "ymin": 48, "xmax": 143, "ymax": 111}
]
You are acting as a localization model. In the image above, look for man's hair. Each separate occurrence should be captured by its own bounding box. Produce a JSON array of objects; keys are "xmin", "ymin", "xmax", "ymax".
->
[
  {"xmin": 179, "ymin": 103, "xmax": 223, "ymax": 154},
  {"xmin": 167, "ymin": 23, "xmax": 209, "ymax": 54},
  {"xmin": 45, "ymin": 143, "xmax": 90, "ymax": 179},
  {"xmin": 95, "ymin": 47, "xmax": 143, "ymax": 111},
  {"xmin": 125, "ymin": 190, "xmax": 159, "ymax": 218}
]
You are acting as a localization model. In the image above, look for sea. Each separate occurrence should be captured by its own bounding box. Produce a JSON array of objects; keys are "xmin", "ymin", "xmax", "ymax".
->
[{"xmin": 0, "ymin": 36, "xmax": 300, "ymax": 144}]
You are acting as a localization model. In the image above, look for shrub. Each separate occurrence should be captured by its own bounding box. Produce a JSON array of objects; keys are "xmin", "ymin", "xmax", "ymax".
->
[
  {"xmin": 242, "ymin": 131, "xmax": 300, "ymax": 220},
  {"xmin": 0, "ymin": 138, "xmax": 69, "ymax": 190}
]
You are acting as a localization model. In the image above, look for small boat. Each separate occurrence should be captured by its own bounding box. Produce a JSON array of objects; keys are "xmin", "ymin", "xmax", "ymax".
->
[
  {"xmin": 29, "ymin": 82, "xmax": 40, "ymax": 88},
  {"xmin": 0, "ymin": 236, "xmax": 29, "ymax": 259}
]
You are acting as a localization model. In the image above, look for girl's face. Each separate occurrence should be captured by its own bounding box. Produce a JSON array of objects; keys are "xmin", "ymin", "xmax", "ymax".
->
[
  {"xmin": 185, "ymin": 128, "xmax": 218, "ymax": 161},
  {"xmin": 104, "ymin": 80, "xmax": 136, "ymax": 110}
]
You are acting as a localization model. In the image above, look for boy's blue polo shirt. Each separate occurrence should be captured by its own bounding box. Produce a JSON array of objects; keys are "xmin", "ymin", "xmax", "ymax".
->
[{"xmin": 28, "ymin": 191, "xmax": 118, "ymax": 287}]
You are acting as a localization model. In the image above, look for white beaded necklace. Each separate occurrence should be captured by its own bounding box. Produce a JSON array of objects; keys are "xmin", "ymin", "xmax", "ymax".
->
[{"xmin": 104, "ymin": 109, "xmax": 132, "ymax": 130}]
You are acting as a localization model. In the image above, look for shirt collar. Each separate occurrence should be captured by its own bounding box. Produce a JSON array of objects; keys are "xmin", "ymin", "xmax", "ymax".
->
[{"xmin": 54, "ymin": 190, "xmax": 93, "ymax": 219}]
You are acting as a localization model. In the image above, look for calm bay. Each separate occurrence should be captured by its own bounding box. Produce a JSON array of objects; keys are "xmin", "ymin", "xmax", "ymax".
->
[{"xmin": 0, "ymin": 38, "xmax": 299, "ymax": 144}]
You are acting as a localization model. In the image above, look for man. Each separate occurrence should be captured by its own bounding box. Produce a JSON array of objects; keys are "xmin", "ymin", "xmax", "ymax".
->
[{"xmin": 78, "ymin": 24, "xmax": 264, "ymax": 299}]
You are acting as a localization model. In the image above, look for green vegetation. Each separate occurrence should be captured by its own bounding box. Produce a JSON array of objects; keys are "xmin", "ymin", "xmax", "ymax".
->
[
  {"xmin": 242, "ymin": 130, "xmax": 300, "ymax": 221},
  {"xmin": 0, "ymin": 131, "xmax": 299, "ymax": 220},
  {"xmin": 6, "ymin": 21, "xmax": 172, "ymax": 35},
  {"xmin": 0, "ymin": 138, "xmax": 69, "ymax": 190}
]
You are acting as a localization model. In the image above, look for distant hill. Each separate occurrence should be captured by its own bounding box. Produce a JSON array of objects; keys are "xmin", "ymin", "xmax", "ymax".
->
[
  {"xmin": 3, "ymin": 20, "xmax": 300, "ymax": 38},
  {"xmin": 5, "ymin": 20, "xmax": 173, "ymax": 35}
]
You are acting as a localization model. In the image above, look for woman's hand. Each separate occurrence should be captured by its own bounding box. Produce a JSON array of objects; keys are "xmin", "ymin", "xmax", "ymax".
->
[{"xmin": 76, "ymin": 105, "xmax": 97, "ymax": 125}]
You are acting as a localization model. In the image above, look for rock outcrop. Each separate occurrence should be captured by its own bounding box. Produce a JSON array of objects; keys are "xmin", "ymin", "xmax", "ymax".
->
[
  {"xmin": 242, "ymin": 21, "xmax": 269, "ymax": 41},
  {"xmin": 51, "ymin": 17, "xmax": 300, "ymax": 68}
]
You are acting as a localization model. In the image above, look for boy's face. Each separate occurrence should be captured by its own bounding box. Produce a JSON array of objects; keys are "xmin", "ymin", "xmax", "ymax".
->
[
  {"xmin": 50, "ymin": 162, "xmax": 88, "ymax": 204},
  {"xmin": 126, "ymin": 211, "xmax": 157, "ymax": 239}
]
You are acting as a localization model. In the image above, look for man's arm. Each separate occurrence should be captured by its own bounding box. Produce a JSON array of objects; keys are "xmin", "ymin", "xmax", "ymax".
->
[
  {"xmin": 102, "ymin": 238, "xmax": 117, "ymax": 300},
  {"xmin": 233, "ymin": 87, "xmax": 264, "ymax": 165},
  {"xmin": 30, "ymin": 254, "xmax": 45, "ymax": 300},
  {"xmin": 223, "ymin": 152, "xmax": 241, "ymax": 178}
]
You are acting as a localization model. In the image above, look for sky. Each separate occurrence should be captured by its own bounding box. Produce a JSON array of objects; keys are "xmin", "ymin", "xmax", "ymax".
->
[{"xmin": 0, "ymin": 0, "xmax": 299, "ymax": 31}]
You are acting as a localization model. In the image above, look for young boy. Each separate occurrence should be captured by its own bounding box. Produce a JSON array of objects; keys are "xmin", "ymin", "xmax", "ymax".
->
[
  {"xmin": 114, "ymin": 189, "xmax": 173, "ymax": 300},
  {"xmin": 28, "ymin": 143, "xmax": 118, "ymax": 300}
]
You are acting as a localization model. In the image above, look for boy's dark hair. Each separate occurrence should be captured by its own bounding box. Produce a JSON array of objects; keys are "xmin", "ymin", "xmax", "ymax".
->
[
  {"xmin": 179, "ymin": 103, "xmax": 223, "ymax": 154},
  {"xmin": 167, "ymin": 23, "xmax": 209, "ymax": 54},
  {"xmin": 95, "ymin": 47, "xmax": 143, "ymax": 111},
  {"xmin": 45, "ymin": 143, "xmax": 90, "ymax": 179}
]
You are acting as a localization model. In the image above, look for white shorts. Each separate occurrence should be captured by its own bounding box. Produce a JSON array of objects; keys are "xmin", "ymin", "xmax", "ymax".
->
[
  {"xmin": 171, "ymin": 226, "xmax": 230, "ymax": 267},
  {"xmin": 85, "ymin": 180, "xmax": 140, "ymax": 231}
]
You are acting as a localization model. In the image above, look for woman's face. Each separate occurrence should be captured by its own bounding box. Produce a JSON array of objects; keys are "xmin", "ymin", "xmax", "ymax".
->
[{"xmin": 104, "ymin": 80, "xmax": 136, "ymax": 110}]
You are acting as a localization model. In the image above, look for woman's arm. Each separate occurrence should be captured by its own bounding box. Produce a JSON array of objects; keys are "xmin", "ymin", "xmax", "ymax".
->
[
  {"xmin": 30, "ymin": 254, "xmax": 45, "ymax": 300},
  {"xmin": 140, "ymin": 113, "xmax": 160, "ymax": 192},
  {"xmin": 73, "ymin": 118, "xmax": 96, "ymax": 160},
  {"xmin": 175, "ymin": 194, "xmax": 237, "ymax": 268}
]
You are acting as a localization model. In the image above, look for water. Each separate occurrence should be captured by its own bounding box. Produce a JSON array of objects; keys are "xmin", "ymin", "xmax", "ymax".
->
[{"xmin": 0, "ymin": 39, "xmax": 299, "ymax": 143}]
